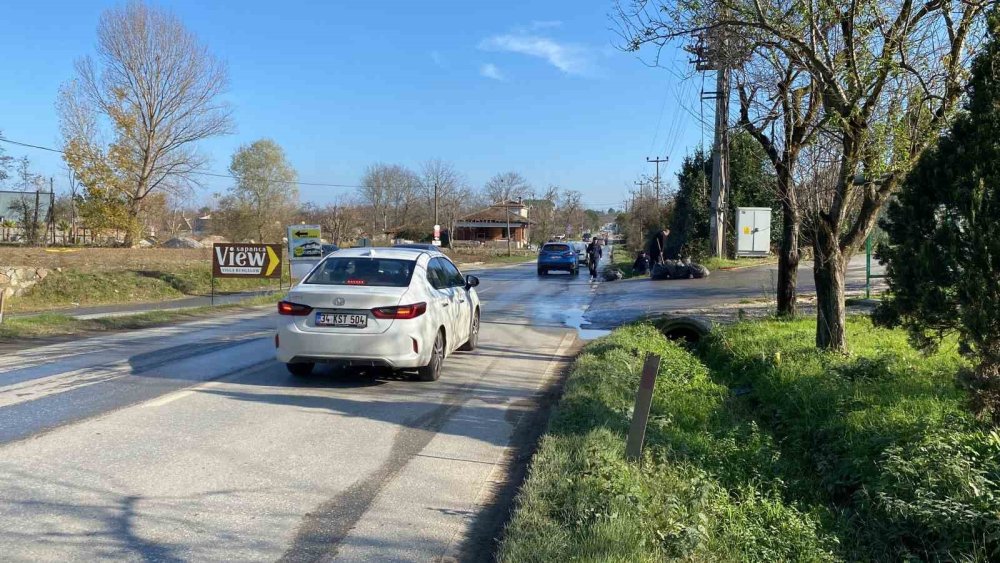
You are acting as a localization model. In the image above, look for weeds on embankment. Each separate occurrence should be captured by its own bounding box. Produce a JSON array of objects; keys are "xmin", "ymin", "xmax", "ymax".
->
[{"xmin": 499, "ymin": 318, "xmax": 998, "ymax": 562}]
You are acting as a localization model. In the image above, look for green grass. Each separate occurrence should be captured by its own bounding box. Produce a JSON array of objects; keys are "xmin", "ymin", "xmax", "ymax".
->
[
  {"xmin": 499, "ymin": 318, "xmax": 998, "ymax": 561},
  {"xmin": 699, "ymin": 256, "xmax": 777, "ymax": 271},
  {"xmin": 8, "ymin": 265, "xmax": 289, "ymax": 312},
  {"xmin": 0, "ymin": 294, "xmax": 280, "ymax": 340}
]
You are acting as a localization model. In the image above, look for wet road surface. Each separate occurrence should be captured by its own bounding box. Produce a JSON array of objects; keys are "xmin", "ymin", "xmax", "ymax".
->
[
  {"xmin": 0, "ymin": 250, "xmax": 876, "ymax": 561},
  {"xmin": 0, "ymin": 259, "xmax": 604, "ymax": 562}
]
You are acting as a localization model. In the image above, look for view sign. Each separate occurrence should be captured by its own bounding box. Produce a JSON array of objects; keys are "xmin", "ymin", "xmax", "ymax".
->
[{"xmin": 212, "ymin": 243, "xmax": 282, "ymax": 279}]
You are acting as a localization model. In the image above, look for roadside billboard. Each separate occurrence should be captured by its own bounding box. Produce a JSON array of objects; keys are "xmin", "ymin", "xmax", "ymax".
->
[
  {"xmin": 287, "ymin": 225, "xmax": 322, "ymax": 260},
  {"xmin": 212, "ymin": 243, "xmax": 283, "ymax": 279}
]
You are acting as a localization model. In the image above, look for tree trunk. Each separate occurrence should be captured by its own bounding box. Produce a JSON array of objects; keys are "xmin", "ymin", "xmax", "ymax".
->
[
  {"xmin": 813, "ymin": 226, "xmax": 848, "ymax": 351},
  {"xmin": 776, "ymin": 203, "xmax": 800, "ymax": 317},
  {"xmin": 123, "ymin": 197, "xmax": 144, "ymax": 248}
]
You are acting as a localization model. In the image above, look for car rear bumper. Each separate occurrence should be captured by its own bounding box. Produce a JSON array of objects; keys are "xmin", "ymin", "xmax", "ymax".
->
[
  {"xmin": 538, "ymin": 259, "xmax": 577, "ymax": 271},
  {"xmin": 275, "ymin": 322, "xmax": 426, "ymax": 368}
]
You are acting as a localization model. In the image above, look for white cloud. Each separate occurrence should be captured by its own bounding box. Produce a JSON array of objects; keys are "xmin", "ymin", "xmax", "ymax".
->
[
  {"xmin": 480, "ymin": 63, "xmax": 505, "ymax": 81},
  {"xmin": 478, "ymin": 33, "xmax": 592, "ymax": 76}
]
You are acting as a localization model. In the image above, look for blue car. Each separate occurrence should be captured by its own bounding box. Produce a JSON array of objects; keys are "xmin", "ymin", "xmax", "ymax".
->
[{"xmin": 537, "ymin": 242, "xmax": 579, "ymax": 275}]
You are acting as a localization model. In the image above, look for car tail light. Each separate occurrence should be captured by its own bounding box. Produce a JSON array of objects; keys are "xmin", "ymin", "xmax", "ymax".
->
[
  {"xmin": 278, "ymin": 301, "xmax": 313, "ymax": 316},
  {"xmin": 371, "ymin": 302, "xmax": 427, "ymax": 319}
]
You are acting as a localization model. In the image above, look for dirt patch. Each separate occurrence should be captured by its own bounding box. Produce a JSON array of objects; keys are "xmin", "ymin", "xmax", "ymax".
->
[{"xmin": 666, "ymin": 292, "xmax": 881, "ymax": 325}]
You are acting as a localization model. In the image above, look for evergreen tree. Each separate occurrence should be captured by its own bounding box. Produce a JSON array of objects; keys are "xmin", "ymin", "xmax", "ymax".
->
[
  {"xmin": 876, "ymin": 13, "xmax": 1000, "ymax": 416},
  {"xmin": 666, "ymin": 133, "xmax": 779, "ymax": 258}
]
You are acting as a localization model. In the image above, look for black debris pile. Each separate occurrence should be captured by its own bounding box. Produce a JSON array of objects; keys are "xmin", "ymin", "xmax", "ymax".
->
[
  {"xmin": 650, "ymin": 259, "xmax": 710, "ymax": 280},
  {"xmin": 602, "ymin": 268, "xmax": 624, "ymax": 281}
]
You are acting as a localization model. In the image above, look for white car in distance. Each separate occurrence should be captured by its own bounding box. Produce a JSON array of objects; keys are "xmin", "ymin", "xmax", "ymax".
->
[{"xmin": 275, "ymin": 247, "xmax": 481, "ymax": 381}]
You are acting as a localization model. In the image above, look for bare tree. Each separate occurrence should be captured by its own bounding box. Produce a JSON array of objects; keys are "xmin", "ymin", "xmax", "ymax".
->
[
  {"xmin": 484, "ymin": 171, "xmax": 532, "ymax": 203},
  {"xmin": 59, "ymin": 1, "xmax": 233, "ymax": 246},
  {"xmin": 316, "ymin": 196, "xmax": 363, "ymax": 246},
  {"xmin": 358, "ymin": 163, "xmax": 418, "ymax": 237},
  {"xmin": 420, "ymin": 159, "xmax": 463, "ymax": 227},
  {"xmin": 734, "ymin": 49, "xmax": 826, "ymax": 317},
  {"xmin": 616, "ymin": 0, "xmax": 989, "ymax": 350},
  {"xmin": 528, "ymin": 186, "xmax": 560, "ymax": 244},
  {"xmin": 556, "ymin": 189, "xmax": 586, "ymax": 237}
]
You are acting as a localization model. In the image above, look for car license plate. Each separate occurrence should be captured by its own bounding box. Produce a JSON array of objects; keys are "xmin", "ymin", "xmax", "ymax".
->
[{"xmin": 315, "ymin": 312, "xmax": 368, "ymax": 328}]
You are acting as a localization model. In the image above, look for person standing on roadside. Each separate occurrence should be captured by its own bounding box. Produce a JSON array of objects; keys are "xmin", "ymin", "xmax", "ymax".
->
[
  {"xmin": 649, "ymin": 228, "xmax": 670, "ymax": 265},
  {"xmin": 586, "ymin": 239, "xmax": 603, "ymax": 281}
]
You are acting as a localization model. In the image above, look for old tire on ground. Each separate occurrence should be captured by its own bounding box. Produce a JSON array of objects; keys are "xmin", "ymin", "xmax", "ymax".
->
[
  {"xmin": 286, "ymin": 362, "xmax": 314, "ymax": 377},
  {"xmin": 653, "ymin": 316, "xmax": 711, "ymax": 345},
  {"xmin": 459, "ymin": 310, "xmax": 480, "ymax": 351},
  {"xmin": 415, "ymin": 329, "xmax": 445, "ymax": 381}
]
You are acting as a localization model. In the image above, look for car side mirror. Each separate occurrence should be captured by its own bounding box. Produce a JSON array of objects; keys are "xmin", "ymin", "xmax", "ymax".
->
[{"xmin": 465, "ymin": 275, "xmax": 480, "ymax": 289}]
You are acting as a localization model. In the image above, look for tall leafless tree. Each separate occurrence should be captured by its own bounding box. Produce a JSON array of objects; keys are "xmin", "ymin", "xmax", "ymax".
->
[
  {"xmin": 359, "ymin": 163, "xmax": 418, "ymax": 237},
  {"xmin": 735, "ymin": 50, "xmax": 826, "ymax": 317},
  {"xmin": 484, "ymin": 171, "xmax": 532, "ymax": 204},
  {"xmin": 59, "ymin": 0, "xmax": 233, "ymax": 246},
  {"xmin": 616, "ymin": 0, "xmax": 989, "ymax": 350}
]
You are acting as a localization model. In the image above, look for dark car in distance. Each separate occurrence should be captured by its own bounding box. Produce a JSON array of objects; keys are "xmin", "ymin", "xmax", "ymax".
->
[{"xmin": 537, "ymin": 243, "xmax": 579, "ymax": 275}]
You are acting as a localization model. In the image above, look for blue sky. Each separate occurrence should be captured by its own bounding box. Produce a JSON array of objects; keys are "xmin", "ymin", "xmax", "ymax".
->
[{"xmin": 0, "ymin": 1, "xmax": 708, "ymax": 210}]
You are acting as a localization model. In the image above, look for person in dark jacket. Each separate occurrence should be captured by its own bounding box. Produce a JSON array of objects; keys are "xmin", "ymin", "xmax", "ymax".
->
[
  {"xmin": 649, "ymin": 229, "xmax": 670, "ymax": 265},
  {"xmin": 632, "ymin": 251, "xmax": 650, "ymax": 276},
  {"xmin": 586, "ymin": 240, "xmax": 603, "ymax": 280}
]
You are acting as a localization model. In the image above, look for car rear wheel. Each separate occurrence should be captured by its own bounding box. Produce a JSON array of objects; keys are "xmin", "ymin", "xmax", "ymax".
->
[
  {"xmin": 573, "ymin": 266, "xmax": 580, "ymax": 275},
  {"xmin": 415, "ymin": 330, "xmax": 444, "ymax": 381},
  {"xmin": 286, "ymin": 362, "xmax": 314, "ymax": 377},
  {"xmin": 459, "ymin": 310, "xmax": 480, "ymax": 351}
]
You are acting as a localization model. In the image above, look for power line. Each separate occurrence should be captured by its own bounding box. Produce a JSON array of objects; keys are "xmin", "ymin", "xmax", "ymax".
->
[
  {"xmin": 0, "ymin": 136, "xmax": 365, "ymax": 189},
  {"xmin": 1, "ymin": 136, "xmax": 634, "ymax": 207},
  {"xmin": 0, "ymin": 138, "xmax": 63, "ymax": 154}
]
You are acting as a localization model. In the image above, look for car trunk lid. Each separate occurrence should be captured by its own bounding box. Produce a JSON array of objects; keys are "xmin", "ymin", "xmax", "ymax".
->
[{"xmin": 285, "ymin": 284, "xmax": 411, "ymax": 334}]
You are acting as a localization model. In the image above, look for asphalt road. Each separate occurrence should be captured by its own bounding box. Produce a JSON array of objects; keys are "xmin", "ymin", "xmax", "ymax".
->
[
  {"xmin": 0, "ymin": 260, "xmax": 601, "ymax": 562},
  {"xmin": 0, "ymin": 250, "xmax": 879, "ymax": 561},
  {"xmin": 585, "ymin": 253, "xmax": 884, "ymax": 328}
]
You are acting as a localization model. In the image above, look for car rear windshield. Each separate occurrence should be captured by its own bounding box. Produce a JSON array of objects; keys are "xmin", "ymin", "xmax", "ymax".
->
[
  {"xmin": 543, "ymin": 244, "xmax": 571, "ymax": 253},
  {"xmin": 304, "ymin": 258, "xmax": 415, "ymax": 287}
]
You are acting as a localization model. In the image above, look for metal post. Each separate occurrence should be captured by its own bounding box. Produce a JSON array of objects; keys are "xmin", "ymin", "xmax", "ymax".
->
[
  {"xmin": 865, "ymin": 234, "xmax": 872, "ymax": 299},
  {"xmin": 211, "ymin": 273, "xmax": 215, "ymax": 306},
  {"xmin": 625, "ymin": 354, "xmax": 662, "ymax": 461},
  {"xmin": 505, "ymin": 202, "xmax": 512, "ymax": 257},
  {"xmin": 0, "ymin": 290, "xmax": 6, "ymax": 325}
]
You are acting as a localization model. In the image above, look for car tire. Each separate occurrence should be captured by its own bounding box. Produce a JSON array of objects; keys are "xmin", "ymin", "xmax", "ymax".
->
[
  {"xmin": 537, "ymin": 268, "xmax": 546, "ymax": 276},
  {"xmin": 573, "ymin": 266, "xmax": 580, "ymax": 275},
  {"xmin": 287, "ymin": 362, "xmax": 314, "ymax": 377},
  {"xmin": 459, "ymin": 310, "xmax": 480, "ymax": 352},
  {"xmin": 416, "ymin": 329, "xmax": 444, "ymax": 382}
]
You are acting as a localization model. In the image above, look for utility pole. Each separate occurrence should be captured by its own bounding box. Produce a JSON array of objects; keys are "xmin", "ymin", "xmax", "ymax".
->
[
  {"xmin": 689, "ymin": 22, "xmax": 731, "ymax": 258},
  {"xmin": 505, "ymin": 201, "xmax": 512, "ymax": 257},
  {"xmin": 632, "ymin": 181, "xmax": 647, "ymax": 236},
  {"xmin": 646, "ymin": 156, "xmax": 668, "ymax": 203},
  {"xmin": 708, "ymin": 67, "xmax": 730, "ymax": 258},
  {"xmin": 433, "ymin": 180, "xmax": 439, "ymax": 227}
]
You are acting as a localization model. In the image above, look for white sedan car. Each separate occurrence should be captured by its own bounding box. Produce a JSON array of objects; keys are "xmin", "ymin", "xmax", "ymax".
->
[{"xmin": 275, "ymin": 247, "xmax": 481, "ymax": 381}]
